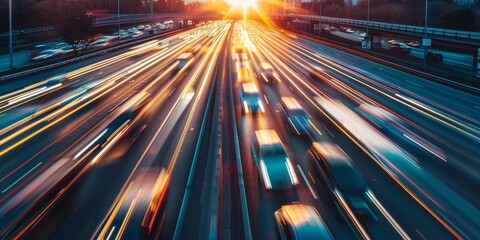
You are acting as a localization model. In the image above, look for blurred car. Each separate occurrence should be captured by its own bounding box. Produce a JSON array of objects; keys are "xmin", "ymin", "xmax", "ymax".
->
[
  {"xmin": 31, "ymin": 49, "xmax": 63, "ymax": 61},
  {"xmin": 339, "ymin": 27, "xmax": 348, "ymax": 32},
  {"xmin": 155, "ymin": 22, "xmax": 166, "ymax": 30},
  {"xmin": 252, "ymin": 130, "xmax": 298, "ymax": 190},
  {"xmin": 174, "ymin": 52, "xmax": 194, "ymax": 71},
  {"xmin": 345, "ymin": 28, "xmax": 355, "ymax": 33},
  {"xmin": 279, "ymin": 97, "xmax": 314, "ymax": 137},
  {"xmin": 308, "ymin": 142, "xmax": 376, "ymax": 220},
  {"xmin": 240, "ymin": 82, "xmax": 264, "ymax": 114},
  {"xmin": 237, "ymin": 64, "xmax": 253, "ymax": 83},
  {"xmin": 127, "ymin": 27, "xmax": 138, "ymax": 33},
  {"xmin": 406, "ymin": 40, "xmax": 420, "ymax": 47},
  {"xmin": 427, "ymin": 52, "xmax": 443, "ymax": 63},
  {"xmin": 275, "ymin": 203, "xmax": 334, "ymax": 240},
  {"xmin": 137, "ymin": 25, "xmax": 145, "ymax": 31},
  {"xmin": 91, "ymin": 36, "xmax": 117, "ymax": 48},
  {"xmin": 359, "ymin": 32, "xmax": 366, "ymax": 37},
  {"xmin": 388, "ymin": 42, "xmax": 411, "ymax": 53},
  {"xmin": 260, "ymin": 62, "xmax": 274, "ymax": 83},
  {"xmin": 387, "ymin": 39, "xmax": 397, "ymax": 45}
]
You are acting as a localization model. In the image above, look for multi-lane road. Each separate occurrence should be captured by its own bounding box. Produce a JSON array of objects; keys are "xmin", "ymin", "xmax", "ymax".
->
[{"xmin": 0, "ymin": 20, "xmax": 479, "ymax": 239}]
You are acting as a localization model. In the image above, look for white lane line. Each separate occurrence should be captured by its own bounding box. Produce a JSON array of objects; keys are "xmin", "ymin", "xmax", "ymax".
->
[
  {"xmin": 263, "ymin": 95, "xmax": 269, "ymax": 105},
  {"xmin": 474, "ymin": 106, "xmax": 480, "ymax": 110},
  {"xmin": 297, "ymin": 165, "xmax": 317, "ymax": 199},
  {"xmin": 366, "ymin": 190, "xmax": 411, "ymax": 240},
  {"xmin": 415, "ymin": 228, "xmax": 427, "ymax": 240},
  {"xmin": 403, "ymin": 134, "xmax": 447, "ymax": 162},
  {"xmin": 168, "ymin": 87, "xmax": 176, "ymax": 97},
  {"xmin": 405, "ymin": 80, "xmax": 423, "ymax": 88},
  {"xmin": 106, "ymin": 226, "xmax": 115, "ymax": 240},
  {"xmin": 2, "ymin": 161, "xmax": 43, "ymax": 193},
  {"xmin": 0, "ymin": 113, "xmax": 6, "ymax": 118}
]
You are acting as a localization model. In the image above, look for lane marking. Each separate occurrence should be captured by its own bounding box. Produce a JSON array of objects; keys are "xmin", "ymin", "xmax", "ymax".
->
[
  {"xmin": 2, "ymin": 161, "xmax": 42, "ymax": 193},
  {"xmin": 297, "ymin": 165, "xmax": 317, "ymax": 199},
  {"xmin": 405, "ymin": 80, "xmax": 423, "ymax": 88},
  {"xmin": 367, "ymin": 190, "xmax": 411, "ymax": 239}
]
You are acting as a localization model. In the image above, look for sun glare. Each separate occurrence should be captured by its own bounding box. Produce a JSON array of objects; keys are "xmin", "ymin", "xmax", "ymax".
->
[{"xmin": 230, "ymin": 0, "xmax": 257, "ymax": 8}]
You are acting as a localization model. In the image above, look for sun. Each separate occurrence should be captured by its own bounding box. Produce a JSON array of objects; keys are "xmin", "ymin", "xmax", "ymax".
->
[{"xmin": 230, "ymin": 0, "xmax": 257, "ymax": 8}]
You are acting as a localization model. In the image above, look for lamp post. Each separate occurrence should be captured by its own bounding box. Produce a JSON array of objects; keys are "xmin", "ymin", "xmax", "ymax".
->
[
  {"xmin": 9, "ymin": 0, "xmax": 13, "ymax": 70},
  {"xmin": 150, "ymin": 0, "xmax": 153, "ymax": 23},
  {"xmin": 423, "ymin": 0, "xmax": 429, "ymax": 70},
  {"xmin": 366, "ymin": 0, "xmax": 370, "ymax": 38},
  {"xmin": 117, "ymin": 0, "xmax": 120, "ymax": 44}
]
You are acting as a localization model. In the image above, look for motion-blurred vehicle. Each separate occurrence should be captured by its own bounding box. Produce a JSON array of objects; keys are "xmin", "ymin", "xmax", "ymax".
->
[
  {"xmin": 388, "ymin": 42, "xmax": 411, "ymax": 53},
  {"xmin": 252, "ymin": 130, "xmax": 299, "ymax": 190},
  {"xmin": 137, "ymin": 25, "xmax": 145, "ymax": 31},
  {"xmin": 345, "ymin": 28, "xmax": 355, "ymax": 33},
  {"xmin": 260, "ymin": 62, "xmax": 275, "ymax": 83},
  {"xmin": 191, "ymin": 44, "xmax": 202, "ymax": 55},
  {"xmin": 406, "ymin": 40, "xmax": 420, "ymax": 47},
  {"xmin": 237, "ymin": 64, "xmax": 253, "ymax": 82},
  {"xmin": 308, "ymin": 142, "xmax": 376, "ymax": 220},
  {"xmin": 155, "ymin": 22, "xmax": 166, "ymax": 30},
  {"xmin": 275, "ymin": 203, "xmax": 334, "ymax": 240},
  {"xmin": 31, "ymin": 49, "xmax": 63, "ymax": 61},
  {"xmin": 174, "ymin": 52, "xmax": 194, "ymax": 72},
  {"xmin": 356, "ymin": 104, "xmax": 445, "ymax": 159},
  {"xmin": 427, "ymin": 52, "xmax": 443, "ymax": 63},
  {"xmin": 240, "ymin": 82, "xmax": 264, "ymax": 114},
  {"xmin": 91, "ymin": 36, "xmax": 117, "ymax": 48},
  {"xmin": 279, "ymin": 97, "xmax": 315, "ymax": 137}
]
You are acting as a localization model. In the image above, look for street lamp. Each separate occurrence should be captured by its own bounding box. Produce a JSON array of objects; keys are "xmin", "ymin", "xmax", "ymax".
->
[
  {"xmin": 117, "ymin": 0, "xmax": 120, "ymax": 44},
  {"xmin": 366, "ymin": 0, "xmax": 370, "ymax": 40},
  {"xmin": 9, "ymin": 0, "xmax": 13, "ymax": 70},
  {"xmin": 423, "ymin": 0, "xmax": 429, "ymax": 70}
]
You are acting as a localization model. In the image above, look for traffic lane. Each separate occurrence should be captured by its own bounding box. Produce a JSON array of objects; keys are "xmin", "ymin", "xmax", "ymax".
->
[
  {"xmin": 18, "ymin": 57, "xmax": 199, "ymax": 239},
  {"xmin": 251, "ymin": 31, "xmax": 453, "ymax": 238},
  {"xmin": 258, "ymin": 28, "xmax": 480, "ymax": 200},
  {"xmin": 0, "ymin": 53, "xmax": 172, "ymax": 195},
  {"xmin": 308, "ymin": 68, "xmax": 480, "ymax": 204},
  {"xmin": 259, "ymin": 82, "xmax": 362, "ymax": 239},
  {"xmin": 253, "ymin": 41, "xmax": 401, "ymax": 238},
  {"xmin": 98, "ymin": 22, "xmax": 232, "ymax": 240},
  {"xmin": 0, "ymin": 64, "xmax": 174, "ymax": 233},
  {"xmin": 293, "ymin": 36, "xmax": 480, "ymax": 124},
  {"xmin": 0, "ymin": 36, "xmax": 196, "ymax": 137}
]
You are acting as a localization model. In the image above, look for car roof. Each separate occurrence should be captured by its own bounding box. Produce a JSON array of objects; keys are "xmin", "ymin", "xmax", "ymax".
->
[
  {"xmin": 242, "ymin": 82, "xmax": 260, "ymax": 94},
  {"xmin": 280, "ymin": 204, "xmax": 333, "ymax": 240},
  {"xmin": 255, "ymin": 130, "xmax": 282, "ymax": 146},
  {"xmin": 311, "ymin": 142, "xmax": 349, "ymax": 163},
  {"xmin": 281, "ymin": 97, "xmax": 304, "ymax": 111}
]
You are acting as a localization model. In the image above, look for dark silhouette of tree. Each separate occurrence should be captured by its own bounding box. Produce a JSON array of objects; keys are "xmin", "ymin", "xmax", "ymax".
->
[{"xmin": 55, "ymin": 3, "xmax": 97, "ymax": 53}]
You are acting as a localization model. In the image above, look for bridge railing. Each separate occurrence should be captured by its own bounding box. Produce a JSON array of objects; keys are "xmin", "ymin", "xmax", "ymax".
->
[{"xmin": 280, "ymin": 13, "xmax": 480, "ymax": 45}]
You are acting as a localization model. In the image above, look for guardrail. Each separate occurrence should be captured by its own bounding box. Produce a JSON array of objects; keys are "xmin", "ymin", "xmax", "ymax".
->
[
  {"xmin": 276, "ymin": 13, "xmax": 480, "ymax": 45},
  {"xmin": 0, "ymin": 13, "xmax": 222, "ymax": 38}
]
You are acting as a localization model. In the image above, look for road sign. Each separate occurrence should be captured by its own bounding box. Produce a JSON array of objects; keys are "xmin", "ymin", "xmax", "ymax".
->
[
  {"xmin": 362, "ymin": 40, "xmax": 371, "ymax": 49},
  {"xmin": 422, "ymin": 38, "xmax": 431, "ymax": 47},
  {"xmin": 477, "ymin": 48, "xmax": 480, "ymax": 77}
]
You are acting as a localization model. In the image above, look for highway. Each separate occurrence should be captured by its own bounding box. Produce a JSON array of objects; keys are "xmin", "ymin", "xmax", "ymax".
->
[{"xmin": 0, "ymin": 20, "xmax": 478, "ymax": 239}]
